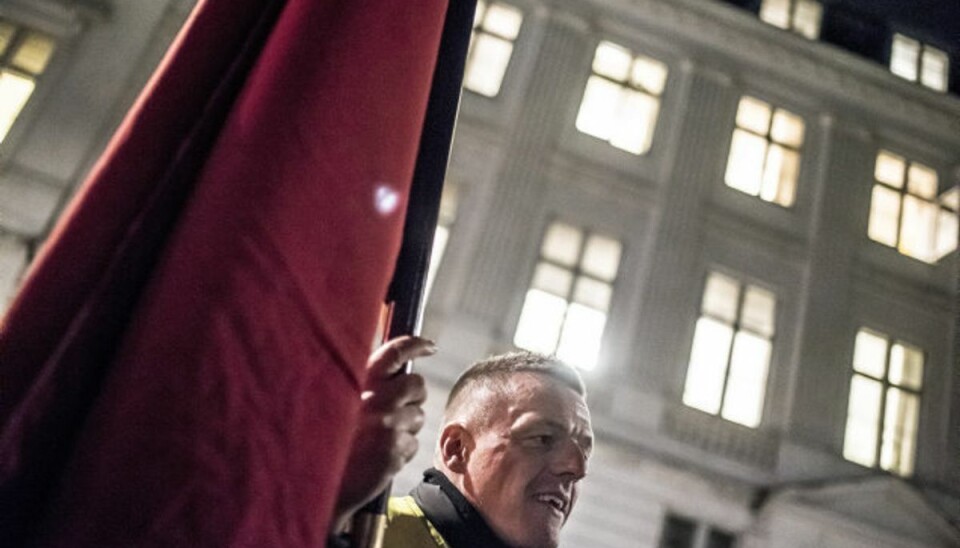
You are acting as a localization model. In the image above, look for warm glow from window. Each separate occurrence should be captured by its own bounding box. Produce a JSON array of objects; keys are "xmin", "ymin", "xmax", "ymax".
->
[
  {"xmin": 725, "ymin": 96, "xmax": 804, "ymax": 207},
  {"xmin": 576, "ymin": 41, "xmax": 667, "ymax": 155},
  {"xmin": 759, "ymin": 0, "xmax": 822, "ymax": 39},
  {"xmin": 891, "ymin": 33, "xmax": 949, "ymax": 92},
  {"xmin": 0, "ymin": 20, "xmax": 55, "ymax": 145},
  {"xmin": 514, "ymin": 222, "xmax": 621, "ymax": 370},
  {"xmin": 464, "ymin": 1, "xmax": 523, "ymax": 97},
  {"xmin": 682, "ymin": 272, "xmax": 776, "ymax": 428},
  {"xmin": 868, "ymin": 150, "xmax": 956, "ymax": 263},
  {"xmin": 424, "ymin": 184, "xmax": 459, "ymax": 304},
  {"xmin": 843, "ymin": 329, "xmax": 923, "ymax": 476}
]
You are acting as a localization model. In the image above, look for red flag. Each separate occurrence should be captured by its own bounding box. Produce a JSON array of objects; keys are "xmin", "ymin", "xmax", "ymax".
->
[{"xmin": 0, "ymin": 0, "xmax": 447, "ymax": 545}]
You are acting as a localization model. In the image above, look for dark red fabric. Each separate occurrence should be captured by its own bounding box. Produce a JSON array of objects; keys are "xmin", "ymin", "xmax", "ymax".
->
[{"xmin": 0, "ymin": 0, "xmax": 447, "ymax": 545}]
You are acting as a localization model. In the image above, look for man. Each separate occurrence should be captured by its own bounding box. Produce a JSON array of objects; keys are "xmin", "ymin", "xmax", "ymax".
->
[{"xmin": 333, "ymin": 336, "xmax": 593, "ymax": 548}]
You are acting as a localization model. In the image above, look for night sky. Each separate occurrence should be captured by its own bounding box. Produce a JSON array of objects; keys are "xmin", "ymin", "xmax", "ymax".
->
[{"xmin": 836, "ymin": 0, "xmax": 960, "ymax": 49}]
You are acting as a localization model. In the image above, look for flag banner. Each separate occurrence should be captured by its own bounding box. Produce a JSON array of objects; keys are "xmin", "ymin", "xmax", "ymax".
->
[{"xmin": 0, "ymin": 0, "xmax": 447, "ymax": 545}]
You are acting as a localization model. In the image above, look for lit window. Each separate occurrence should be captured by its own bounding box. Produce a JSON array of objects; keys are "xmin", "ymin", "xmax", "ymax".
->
[
  {"xmin": 575, "ymin": 40, "xmax": 668, "ymax": 155},
  {"xmin": 682, "ymin": 272, "xmax": 776, "ymax": 428},
  {"xmin": 463, "ymin": 1, "xmax": 523, "ymax": 97},
  {"xmin": 658, "ymin": 514, "xmax": 736, "ymax": 548},
  {"xmin": 424, "ymin": 183, "xmax": 459, "ymax": 303},
  {"xmin": 0, "ymin": 19, "xmax": 56, "ymax": 145},
  {"xmin": 759, "ymin": 0, "xmax": 823, "ymax": 39},
  {"xmin": 724, "ymin": 96, "xmax": 804, "ymax": 207},
  {"xmin": 890, "ymin": 34, "xmax": 949, "ymax": 92},
  {"xmin": 514, "ymin": 221, "xmax": 622, "ymax": 370},
  {"xmin": 843, "ymin": 329, "xmax": 923, "ymax": 477},
  {"xmin": 868, "ymin": 150, "xmax": 957, "ymax": 263}
]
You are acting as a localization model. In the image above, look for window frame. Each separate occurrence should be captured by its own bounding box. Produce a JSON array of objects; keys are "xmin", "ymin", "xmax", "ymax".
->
[
  {"xmin": 462, "ymin": 0, "xmax": 524, "ymax": 98},
  {"xmin": 843, "ymin": 328, "xmax": 924, "ymax": 477},
  {"xmin": 573, "ymin": 39, "xmax": 669, "ymax": 156},
  {"xmin": 512, "ymin": 219, "xmax": 622, "ymax": 370},
  {"xmin": 682, "ymin": 271, "xmax": 778, "ymax": 428},
  {"xmin": 723, "ymin": 95, "xmax": 805, "ymax": 208},
  {"xmin": 758, "ymin": 0, "xmax": 823, "ymax": 40},
  {"xmin": 867, "ymin": 149, "xmax": 956, "ymax": 264},
  {"xmin": 0, "ymin": 17, "xmax": 58, "ymax": 148},
  {"xmin": 890, "ymin": 33, "xmax": 950, "ymax": 92}
]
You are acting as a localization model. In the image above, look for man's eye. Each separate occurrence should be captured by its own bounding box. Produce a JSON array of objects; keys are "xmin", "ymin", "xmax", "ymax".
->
[{"xmin": 528, "ymin": 435, "xmax": 554, "ymax": 446}]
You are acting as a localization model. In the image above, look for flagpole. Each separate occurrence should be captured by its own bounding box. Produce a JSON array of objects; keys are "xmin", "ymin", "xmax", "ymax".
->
[{"xmin": 349, "ymin": 0, "xmax": 476, "ymax": 546}]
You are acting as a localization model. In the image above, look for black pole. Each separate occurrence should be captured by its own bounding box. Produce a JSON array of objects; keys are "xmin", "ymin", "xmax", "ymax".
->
[
  {"xmin": 385, "ymin": 0, "xmax": 477, "ymax": 339},
  {"xmin": 350, "ymin": 1, "xmax": 476, "ymax": 546}
]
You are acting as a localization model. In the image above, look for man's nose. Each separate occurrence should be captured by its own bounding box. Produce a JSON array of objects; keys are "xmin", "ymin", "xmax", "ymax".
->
[{"xmin": 553, "ymin": 438, "xmax": 588, "ymax": 479}]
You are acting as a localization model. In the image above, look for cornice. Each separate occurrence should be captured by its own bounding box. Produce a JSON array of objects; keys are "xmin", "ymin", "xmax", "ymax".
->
[{"xmin": 579, "ymin": 0, "xmax": 960, "ymax": 146}]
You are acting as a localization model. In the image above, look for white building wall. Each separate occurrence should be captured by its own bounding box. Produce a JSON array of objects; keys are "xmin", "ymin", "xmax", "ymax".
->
[{"xmin": 1, "ymin": 0, "xmax": 958, "ymax": 546}]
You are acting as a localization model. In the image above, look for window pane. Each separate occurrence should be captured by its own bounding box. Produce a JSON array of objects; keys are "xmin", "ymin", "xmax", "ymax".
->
[
  {"xmin": 531, "ymin": 262, "xmax": 574, "ymax": 297},
  {"xmin": 740, "ymin": 285, "xmax": 776, "ymax": 336},
  {"xmin": 0, "ymin": 70, "xmax": 36, "ymax": 144},
  {"xmin": 682, "ymin": 317, "xmax": 734, "ymax": 415},
  {"xmin": 771, "ymin": 109, "xmax": 805, "ymax": 147},
  {"xmin": 464, "ymin": 34, "xmax": 513, "ymax": 97},
  {"xmin": 593, "ymin": 41, "xmax": 632, "ymax": 81},
  {"xmin": 940, "ymin": 186, "xmax": 959, "ymax": 211},
  {"xmin": 631, "ymin": 55, "xmax": 668, "ymax": 95},
  {"xmin": 875, "ymin": 151, "xmax": 906, "ymax": 188},
  {"xmin": 899, "ymin": 195, "xmax": 938, "ymax": 262},
  {"xmin": 936, "ymin": 207, "xmax": 958, "ymax": 259},
  {"xmin": 759, "ymin": 0, "xmax": 790, "ymax": 29},
  {"xmin": 920, "ymin": 46, "xmax": 949, "ymax": 92},
  {"xmin": 760, "ymin": 144, "xmax": 799, "ymax": 207},
  {"xmin": 702, "ymin": 272, "xmax": 740, "ymax": 322},
  {"xmin": 572, "ymin": 276, "xmax": 612, "ymax": 312},
  {"xmin": 706, "ymin": 529, "xmax": 736, "ymax": 548},
  {"xmin": 659, "ymin": 515, "xmax": 696, "ymax": 548},
  {"xmin": 0, "ymin": 21, "xmax": 15, "ymax": 56},
  {"xmin": 576, "ymin": 76, "xmax": 621, "ymax": 140},
  {"xmin": 474, "ymin": 0, "xmax": 487, "ymax": 28},
  {"xmin": 541, "ymin": 222, "xmax": 583, "ymax": 266},
  {"xmin": 889, "ymin": 343, "xmax": 924, "ymax": 390},
  {"xmin": 556, "ymin": 303, "xmax": 606, "ymax": 370},
  {"xmin": 725, "ymin": 129, "xmax": 767, "ymax": 197},
  {"xmin": 514, "ymin": 289, "xmax": 567, "ymax": 354},
  {"xmin": 793, "ymin": 0, "xmax": 822, "ymax": 39},
  {"xmin": 483, "ymin": 3, "xmax": 522, "ymax": 40},
  {"xmin": 721, "ymin": 331, "xmax": 771, "ymax": 428},
  {"xmin": 736, "ymin": 96, "xmax": 772, "ymax": 135},
  {"xmin": 867, "ymin": 184, "xmax": 901, "ymax": 247},
  {"xmin": 11, "ymin": 31, "xmax": 55, "ymax": 75},
  {"xmin": 843, "ymin": 375, "xmax": 883, "ymax": 467},
  {"xmin": 891, "ymin": 34, "xmax": 920, "ymax": 81},
  {"xmin": 425, "ymin": 225, "xmax": 450, "ymax": 302},
  {"xmin": 581, "ymin": 234, "xmax": 622, "ymax": 281},
  {"xmin": 438, "ymin": 183, "xmax": 458, "ymax": 226},
  {"xmin": 853, "ymin": 329, "xmax": 887, "ymax": 378},
  {"xmin": 880, "ymin": 388, "xmax": 919, "ymax": 476},
  {"xmin": 907, "ymin": 163, "xmax": 937, "ymax": 199},
  {"xmin": 610, "ymin": 88, "xmax": 658, "ymax": 154}
]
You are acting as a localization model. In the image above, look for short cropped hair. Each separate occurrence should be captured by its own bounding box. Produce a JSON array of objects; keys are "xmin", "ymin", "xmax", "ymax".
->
[{"xmin": 445, "ymin": 351, "xmax": 585, "ymax": 411}]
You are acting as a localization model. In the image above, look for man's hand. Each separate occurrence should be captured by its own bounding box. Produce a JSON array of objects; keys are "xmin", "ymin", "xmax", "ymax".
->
[{"xmin": 333, "ymin": 336, "xmax": 435, "ymax": 528}]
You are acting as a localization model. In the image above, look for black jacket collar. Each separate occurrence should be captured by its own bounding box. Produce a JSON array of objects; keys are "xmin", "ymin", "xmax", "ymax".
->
[{"xmin": 411, "ymin": 468, "xmax": 512, "ymax": 548}]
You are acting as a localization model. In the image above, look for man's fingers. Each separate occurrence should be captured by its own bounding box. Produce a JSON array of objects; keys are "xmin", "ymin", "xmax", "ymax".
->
[
  {"xmin": 364, "ymin": 373, "xmax": 426, "ymax": 410},
  {"xmin": 388, "ymin": 403, "xmax": 426, "ymax": 434},
  {"xmin": 367, "ymin": 336, "xmax": 437, "ymax": 379}
]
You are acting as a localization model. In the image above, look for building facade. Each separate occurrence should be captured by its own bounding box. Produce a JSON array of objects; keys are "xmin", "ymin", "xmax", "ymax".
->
[{"xmin": 0, "ymin": 0, "xmax": 957, "ymax": 546}]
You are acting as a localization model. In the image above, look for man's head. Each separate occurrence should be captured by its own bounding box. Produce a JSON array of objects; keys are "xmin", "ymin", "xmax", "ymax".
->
[{"xmin": 435, "ymin": 352, "xmax": 593, "ymax": 548}]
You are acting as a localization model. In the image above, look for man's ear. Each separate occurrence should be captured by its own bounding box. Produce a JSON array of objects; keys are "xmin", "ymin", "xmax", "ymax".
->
[{"xmin": 438, "ymin": 423, "xmax": 472, "ymax": 473}]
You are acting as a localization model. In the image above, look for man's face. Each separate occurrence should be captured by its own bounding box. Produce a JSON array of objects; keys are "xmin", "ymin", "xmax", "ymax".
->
[{"xmin": 462, "ymin": 373, "xmax": 593, "ymax": 548}]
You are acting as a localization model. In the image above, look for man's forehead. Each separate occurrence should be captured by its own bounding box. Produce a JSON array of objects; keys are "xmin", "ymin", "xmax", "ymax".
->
[{"xmin": 500, "ymin": 373, "xmax": 591, "ymax": 423}]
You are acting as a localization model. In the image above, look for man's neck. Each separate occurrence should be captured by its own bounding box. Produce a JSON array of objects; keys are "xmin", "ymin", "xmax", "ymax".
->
[{"xmin": 411, "ymin": 468, "xmax": 513, "ymax": 548}]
